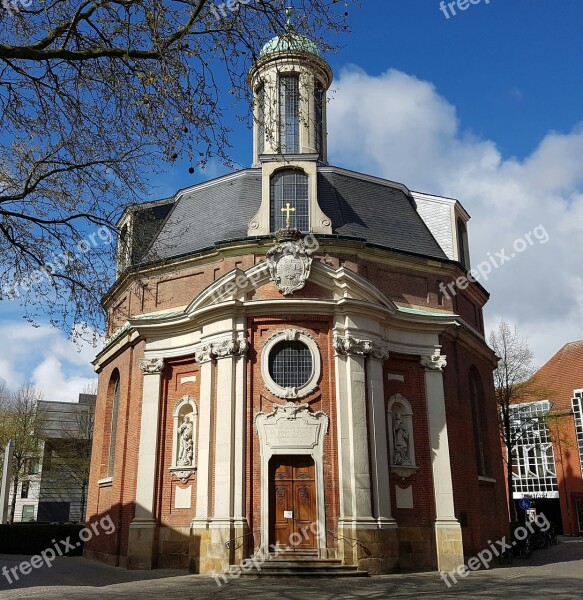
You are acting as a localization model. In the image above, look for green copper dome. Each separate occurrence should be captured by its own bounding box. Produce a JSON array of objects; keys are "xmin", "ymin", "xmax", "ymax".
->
[
  {"xmin": 260, "ymin": 31, "xmax": 322, "ymax": 58},
  {"xmin": 259, "ymin": 7, "xmax": 321, "ymax": 58}
]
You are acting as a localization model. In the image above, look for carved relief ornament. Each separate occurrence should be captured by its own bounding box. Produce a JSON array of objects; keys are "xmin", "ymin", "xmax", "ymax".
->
[
  {"xmin": 420, "ymin": 347, "xmax": 447, "ymax": 371},
  {"xmin": 139, "ymin": 357, "xmax": 164, "ymax": 375},
  {"xmin": 266, "ymin": 232, "xmax": 313, "ymax": 295},
  {"xmin": 194, "ymin": 337, "xmax": 249, "ymax": 364},
  {"xmin": 333, "ymin": 333, "xmax": 389, "ymax": 361}
]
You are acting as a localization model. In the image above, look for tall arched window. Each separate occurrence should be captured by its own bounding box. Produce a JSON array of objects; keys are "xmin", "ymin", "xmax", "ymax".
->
[
  {"xmin": 118, "ymin": 224, "xmax": 130, "ymax": 272},
  {"xmin": 270, "ymin": 170, "xmax": 309, "ymax": 231},
  {"xmin": 469, "ymin": 367, "xmax": 488, "ymax": 477},
  {"xmin": 457, "ymin": 218, "xmax": 468, "ymax": 268},
  {"xmin": 314, "ymin": 82, "xmax": 324, "ymax": 158},
  {"xmin": 106, "ymin": 371, "xmax": 120, "ymax": 478},
  {"xmin": 279, "ymin": 74, "xmax": 300, "ymax": 153},
  {"xmin": 256, "ymin": 84, "xmax": 265, "ymax": 156}
]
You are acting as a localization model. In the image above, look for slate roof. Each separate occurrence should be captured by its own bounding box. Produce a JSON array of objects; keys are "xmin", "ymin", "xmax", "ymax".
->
[{"xmin": 136, "ymin": 166, "xmax": 448, "ymax": 266}]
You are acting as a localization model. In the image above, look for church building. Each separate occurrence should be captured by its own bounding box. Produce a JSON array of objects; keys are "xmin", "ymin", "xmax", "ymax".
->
[{"xmin": 85, "ymin": 18, "xmax": 508, "ymax": 575}]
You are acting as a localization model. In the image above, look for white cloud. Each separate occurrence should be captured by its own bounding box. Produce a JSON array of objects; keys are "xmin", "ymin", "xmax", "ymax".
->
[
  {"xmin": 328, "ymin": 66, "xmax": 583, "ymax": 366},
  {"xmin": 0, "ymin": 322, "xmax": 99, "ymax": 402},
  {"xmin": 32, "ymin": 356, "xmax": 96, "ymax": 404}
]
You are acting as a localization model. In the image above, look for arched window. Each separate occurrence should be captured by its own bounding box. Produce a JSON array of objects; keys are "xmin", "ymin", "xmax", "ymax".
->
[
  {"xmin": 256, "ymin": 84, "xmax": 265, "ymax": 157},
  {"xmin": 314, "ymin": 82, "xmax": 324, "ymax": 158},
  {"xmin": 270, "ymin": 170, "xmax": 309, "ymax": 231},
  {"xmin": 469, "ymin": 367, "xmax": 488, "ymax": 477},
  {"xmin": 105, "ymin": 371, "xmax": 120, "ymax": 478},
  {"xmin": 118, "ymin": 224, "xmax": 131, "ymax": 273},
  {"xmin": 457, "ymin": 218, "xmax": 468, "ymax": 268},
  {"xmin": 280, "ymin": 74, "xmax": 300, "ymax": 153}
]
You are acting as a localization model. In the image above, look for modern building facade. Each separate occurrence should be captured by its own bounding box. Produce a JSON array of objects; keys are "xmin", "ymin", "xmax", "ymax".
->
[
  {"xmin": 85, "ymin": 22, "xmax": 508, "ymax": 574},
  {"xmin": 8, "ymin": 393, "xmax": 95, "ymax": 523},
  {"xmin": 510, "ymin": 341, "xmax": 583, "ymax": 535}
]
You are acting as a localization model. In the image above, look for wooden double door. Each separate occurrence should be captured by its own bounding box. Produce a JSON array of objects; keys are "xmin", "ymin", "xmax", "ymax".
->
[{"xmin": 269, "ymin": 455, "xmax": 317, "ymax": 550}]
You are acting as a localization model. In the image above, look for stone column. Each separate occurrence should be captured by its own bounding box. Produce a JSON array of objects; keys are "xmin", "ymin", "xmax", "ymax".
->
[
  {"xmin": 190, "ymin": 343, "xmax": 215, "ymax": 573},
  {"xmin": 334, "ymin": 333, "xmax": 398, "ymax": 574},
  {"xmin": 421, "ymin": 347, "xmax": 464, "ymax": 571},
  {"xmin": 127, "ymin": 357, "xmax": 164, "ymax": 570},
  {"xmin": 366, "ymin": 346, "xmax": 396, "ymax": 528},
  {"xmin": 0, "ymin": 441, "xmax": 14, "ymax": 524},
  {"xmin": 191, "ymin": 336, "xmax": 248, "ymax": 573},
  {"xmin": 334, "ymin": 333, "xmax": 375, "ymax": 529}
]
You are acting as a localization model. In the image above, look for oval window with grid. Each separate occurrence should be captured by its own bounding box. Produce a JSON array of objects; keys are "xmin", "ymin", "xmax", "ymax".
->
[{"xmin": 268, "ymin": 341, "xmax": 313, "ymax": 389}]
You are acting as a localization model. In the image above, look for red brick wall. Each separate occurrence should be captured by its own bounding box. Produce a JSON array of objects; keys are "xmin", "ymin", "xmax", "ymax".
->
[
  {"xmin": 85, "ymin": 341, "xmax": 145, "ymax": 562},
  {"xmin": 384, "ymin": 353, "xmax": 435, "ymax": 528},
  {"xmin": 105, "ymin": 249, "xmax": 482, "ymax": 338},
  {"xmin": 156, "ymin": 357, "xmax": 200, "ymax": 527},
  {"xmin": 440, "ymin": 336, "xmax": 508, "ymax": 554},
  {"xmin": 246, "ymin": 316, "xmax": 340, "ymax": 550}
]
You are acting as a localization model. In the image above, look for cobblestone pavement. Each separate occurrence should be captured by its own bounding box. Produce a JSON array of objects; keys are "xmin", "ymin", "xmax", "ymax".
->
[{"xmin": 1, "ymin": 537, "xmax": 582, "ymax": 599}]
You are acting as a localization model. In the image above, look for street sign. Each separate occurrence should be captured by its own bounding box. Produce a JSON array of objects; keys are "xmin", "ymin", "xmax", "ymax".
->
[{"xmin": 519, "ymin": 498, "xmax": 532, "ymax": 510}]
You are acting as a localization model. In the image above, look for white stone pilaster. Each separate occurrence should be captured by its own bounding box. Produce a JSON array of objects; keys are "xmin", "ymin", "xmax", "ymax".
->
[
  {"xmin": 334, "ymin": 333, "xmax": 384, "ymax": 528},
  {"xmin": 366, "ymin": 351, "xmax": 396, "ymax": 527},
  {"xmin": 127, "ymin": 357, "xmax": 164, "ymax": 569},
  {"xmin": 212, "ymin": 338, "xmax": 248, "ymax": 522},
  {"xmin": 421, "ymin": 346, "xmax": 464, "ymax": 571},
  {"xmin": 193, "ymin": 347, "xmax": 215, "ymax": 522}
]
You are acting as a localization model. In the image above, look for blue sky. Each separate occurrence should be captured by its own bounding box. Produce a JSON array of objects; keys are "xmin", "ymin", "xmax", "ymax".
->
[{"xmin": 1, "ymin": 0, "xmax": 582, "ymax": 401}]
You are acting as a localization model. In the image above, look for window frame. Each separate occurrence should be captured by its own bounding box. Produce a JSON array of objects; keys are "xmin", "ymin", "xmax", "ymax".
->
[
  {"xmin": 279, "ymin": 74, "xmax": 300, "ymax": 153},
  {"xmin": 261, "ymin": 329, "xmax": 320, "ymax": 399},
  {"xmin": 270, "ymin": 169, "xmax": 309, "ymax": 232}
]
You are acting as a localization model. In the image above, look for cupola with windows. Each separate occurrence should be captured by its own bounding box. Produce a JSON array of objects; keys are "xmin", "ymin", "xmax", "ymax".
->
[
  {"xmin": 247, "ymin": 8, "xmax": 334, "ymax": 237},
  {"xmin": 248, "ymin": 7, "xmax": 333, "ymax": 164}
]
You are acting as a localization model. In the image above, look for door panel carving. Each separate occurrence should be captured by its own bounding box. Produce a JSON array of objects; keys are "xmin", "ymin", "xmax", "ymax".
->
[{"xmin": 269, "ymin": 455, "xmax": 317, "ymax": 549}]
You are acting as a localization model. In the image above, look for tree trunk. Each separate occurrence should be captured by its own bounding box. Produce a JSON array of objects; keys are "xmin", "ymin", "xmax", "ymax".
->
[
  {"xmin": 80, "ymin": 480, "xmax": 87, "ymax": 523},
  {"xmin": 504, "ymin": 410, "xmax": 517, "ymax": 523},
  {"xmin": 10, "ymin": 474, "xmax": 18, "ymax": 524}
]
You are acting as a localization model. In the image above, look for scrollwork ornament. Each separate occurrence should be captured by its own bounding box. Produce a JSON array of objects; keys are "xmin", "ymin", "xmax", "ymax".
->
[
  {"xmin": 420, "ymin": 347, "xmax": 447, "ymax": 371},
  {"xmin": 139, "ymin": 357, "xmax": 164, "ymax": 375}
]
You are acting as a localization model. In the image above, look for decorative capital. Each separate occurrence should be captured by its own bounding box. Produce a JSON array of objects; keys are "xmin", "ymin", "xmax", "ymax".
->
[
  {"xmin": 420, "ymin": 347, "xmax": 447, "ymax": 371},
  {"xmin": 139, "ymin": 357, "xmax": 164, "ymax": 375},
  {"xmin": 333, "ymin": 333, "xmax": 389, "ymax": 361},
  {"xmin": 194, "ymin": 336, "xmax": 249, "ymax": 363},
  {"xmin": 194, "ymin": 343, "xmax": 214, "ymax": 364}
]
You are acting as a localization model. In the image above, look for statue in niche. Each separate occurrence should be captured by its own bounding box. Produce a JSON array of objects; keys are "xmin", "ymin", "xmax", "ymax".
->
[
  {"xmin": 393, "ymin": 414, "xmax": 409, "ymax": 465},
  {"xmin": 177, "ymin": 414, "xmax": 194, "ymax": 466}
]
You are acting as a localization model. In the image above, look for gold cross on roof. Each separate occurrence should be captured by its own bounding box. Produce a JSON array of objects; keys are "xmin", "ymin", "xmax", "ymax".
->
[{"xmin": 281, "ymin": 202, "xmax": 296, "ymax": 228}]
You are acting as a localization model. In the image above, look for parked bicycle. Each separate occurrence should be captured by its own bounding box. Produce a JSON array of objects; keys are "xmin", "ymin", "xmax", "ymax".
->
[
  {"xmin": 510, "ymin": 523, "xmax": 533, "ymax": 559},
  {"xmin": 531, "ymin": 522, "xmax": 551, "ymax": 549}
]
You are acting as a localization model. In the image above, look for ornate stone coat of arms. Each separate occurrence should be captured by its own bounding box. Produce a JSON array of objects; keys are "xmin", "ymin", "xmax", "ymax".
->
[{"xmin": 266, "ymin": 229, "xmax": 313, "ymax": 295}]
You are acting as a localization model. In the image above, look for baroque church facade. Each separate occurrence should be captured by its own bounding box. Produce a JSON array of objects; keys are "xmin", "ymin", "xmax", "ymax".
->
[{"xmin": 85, "ymin": 24, "xmax": 507, "ymax": 575}]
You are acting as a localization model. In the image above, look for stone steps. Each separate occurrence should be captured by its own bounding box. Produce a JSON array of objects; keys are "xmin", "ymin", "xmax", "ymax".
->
[{"xmin": 238, "ymin": 554, "xmax": 368, "ymax": 577}]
